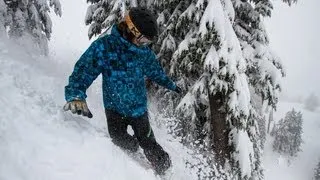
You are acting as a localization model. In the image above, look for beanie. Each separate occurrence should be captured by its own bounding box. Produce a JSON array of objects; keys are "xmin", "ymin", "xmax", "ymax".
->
[{"xmin": 129, "ymin": 7, "xmax": 158, "ymax": 40}]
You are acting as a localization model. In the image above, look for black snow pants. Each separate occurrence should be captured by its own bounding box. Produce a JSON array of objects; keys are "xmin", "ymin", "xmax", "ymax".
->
[{"xmin": 105, "ymin": 109, "xmax": 171, "ymax": 174}]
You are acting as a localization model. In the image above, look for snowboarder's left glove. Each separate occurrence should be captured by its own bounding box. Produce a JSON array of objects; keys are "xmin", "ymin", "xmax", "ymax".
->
[
  {"xmin": 174, "ymin": 86, "xmax": 182, "ymax": 93},
  {"xmin": 63, "ymin": 99, "xmax": 93, "ymax": 118}
]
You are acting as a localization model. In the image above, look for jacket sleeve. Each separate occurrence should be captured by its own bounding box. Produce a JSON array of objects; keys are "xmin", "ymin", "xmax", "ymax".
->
[
  {"xmin": 144, "ymin": 52, "xmax": 177, "ymax": 91},
  {"xmin": 65, "ymin": 40, "xmax": 104, "ymax": 102}
]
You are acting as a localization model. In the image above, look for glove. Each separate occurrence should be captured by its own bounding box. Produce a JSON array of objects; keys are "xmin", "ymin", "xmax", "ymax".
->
[
  {"xmin": 63, "ymin": 99, "xmax": 93, "ymax": 118},
  {"xmin": 174, "ymin": 86, "xmax": 182, "ymax": 93}
]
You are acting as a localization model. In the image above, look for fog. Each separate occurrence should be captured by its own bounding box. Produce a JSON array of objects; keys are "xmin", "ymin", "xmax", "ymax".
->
[{"xmin": 266, "ymin": 0, "xmax": 320, "ymax": 99}]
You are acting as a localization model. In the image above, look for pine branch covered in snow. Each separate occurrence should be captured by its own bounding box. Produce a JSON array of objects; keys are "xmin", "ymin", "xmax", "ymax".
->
[
  {"xmin": 49, "ymin": 0, "xmax": 62, "ymax": 16},
  {"xmin": 233, "ymin": 0, "xmax": 285, "ymax": 109},
  {"xmin": 3, "ymin": 0, "xmax": 62, "ymax": 55},
  {"xmin": 272, "ymin": 109, "xmax": 303, "ymax": 158},
  {"xmin": 85, "ymin": 0, "xmax": 152, "ymax": 39}
]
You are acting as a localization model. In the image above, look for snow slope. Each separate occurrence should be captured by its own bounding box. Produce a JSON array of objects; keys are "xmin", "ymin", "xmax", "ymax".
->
[
  {"xmin": 264, "ymin": 101, "xmax": 320, "ymax": 180},
  {"xmin": 1, "ymin": 0, "xmax": 319, "ymax": 177},
  {"xmin": 1, "ymin": 37, "xmax": 320, "ymax": 180},
  {"xmin": 1, "ymin": 36, "xmax": 320, "ymax": 180},
  {"xmin": 0, "ymin": 38, "xmax": 194, "ymax": 180}
]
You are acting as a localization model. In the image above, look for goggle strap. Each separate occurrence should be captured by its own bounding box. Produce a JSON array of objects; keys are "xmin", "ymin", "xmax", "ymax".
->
[{"xmin": 125, "ymin": 13, "xmax": 142, "ymax": 38}]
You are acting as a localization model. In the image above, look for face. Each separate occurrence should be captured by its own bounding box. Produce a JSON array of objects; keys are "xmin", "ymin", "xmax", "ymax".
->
[
  {"xmin": 132, "ymin": 35, "xmax": 154, "ymax": 47},
  {"xmin": 122, "ymin": 13, "xmax": 155, "ymax": 47}
]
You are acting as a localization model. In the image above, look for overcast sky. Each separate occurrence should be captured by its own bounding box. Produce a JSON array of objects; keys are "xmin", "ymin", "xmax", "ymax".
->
[
  {"xmin": 50, "ymin": 0, "xmax": 320, "ymax": 99},
  {"xmin": 265, "ymin": 0, "xmax": 320, "ymax": 99}
]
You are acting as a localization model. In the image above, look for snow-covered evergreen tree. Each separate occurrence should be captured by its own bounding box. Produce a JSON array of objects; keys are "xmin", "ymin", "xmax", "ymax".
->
[
  {"xmin": 304, "ymin": 93, "xmax": 319, "ymax": 112},
  {"xmin": 152, "ymin": 0, "xmax": 264, "ymax": 179},
  {"xmin": 86, "ymin": 0, "xmax": 296, "ymax": 179},
  {"xmin": 233, "ymin": 0, "xmax": 285, "ymax": 109},
  {"xmin": 152, "ymin": 0, "xmax": 298, "ymax": 178},
  {"xmin": 315, "ymin": 160, "xmax": 320, "ymax": 180},
  {"xmin": 272, "ymin": 109, "xmax": 303, "ymax": 157},
  {"xmin": 4, "ymin": 0, "xmax": 62, "ymax": 55}
]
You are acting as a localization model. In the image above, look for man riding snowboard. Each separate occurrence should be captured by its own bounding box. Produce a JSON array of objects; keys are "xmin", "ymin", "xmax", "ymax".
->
[{"xmin": 63, "ymin": 7, "xmax": 181, "ymax": 175}]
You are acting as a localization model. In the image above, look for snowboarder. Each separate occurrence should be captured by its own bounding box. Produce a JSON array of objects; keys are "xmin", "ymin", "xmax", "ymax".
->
[{"xmin": 63, "ymin": 7, "xmax": 181, "ymax": 175}]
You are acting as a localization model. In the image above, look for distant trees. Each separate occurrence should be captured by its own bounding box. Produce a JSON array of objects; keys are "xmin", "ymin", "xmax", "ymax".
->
[
  {"xmin": 272, "ymin": 109, "xmax": 303, "ymax": 157},
  {"xmin": 282, "ymin": 0, "xmax": 298, "ymax": 6},
  {"xmin": 304, "ymin": 93, "xmax": 319, "ymax": 112},
  {"xmin": 0, "ymin": 0, "xmax": 62, "ymax": 55},
  {"xmin": 315, "ymin": 161, "xmax": 320, "ymax": 180}
]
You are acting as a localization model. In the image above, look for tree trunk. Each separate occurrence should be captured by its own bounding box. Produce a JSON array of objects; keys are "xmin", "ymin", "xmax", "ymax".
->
[
  {"xmin": 267, "ymin": 109, "xmax": 273, "ymax": 133},
  {"xmin": 209, "ymin": 92, "xmax": 231, "ymax": 166}
]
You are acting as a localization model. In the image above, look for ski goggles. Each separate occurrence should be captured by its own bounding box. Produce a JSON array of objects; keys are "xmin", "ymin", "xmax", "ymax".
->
[{"xmin": 124, "ymin": 13, "xmax": 154, "ymax": 46}]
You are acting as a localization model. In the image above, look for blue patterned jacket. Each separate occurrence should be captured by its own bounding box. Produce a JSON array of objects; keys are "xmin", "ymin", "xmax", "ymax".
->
[{"xmin": 65, "ymin": 26, "xmax": 177, "ymax": 117}]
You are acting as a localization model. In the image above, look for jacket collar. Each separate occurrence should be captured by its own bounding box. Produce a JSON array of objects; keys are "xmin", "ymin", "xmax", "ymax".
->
[{"xmin": 111, "ymin": 25, "xmax": 150, "ymax": 54}]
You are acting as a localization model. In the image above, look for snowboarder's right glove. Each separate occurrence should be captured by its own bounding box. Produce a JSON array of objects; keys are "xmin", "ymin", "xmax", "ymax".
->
[{"xmin": 63, "ymin": 99, "xmax": 93, "ymax": 118}]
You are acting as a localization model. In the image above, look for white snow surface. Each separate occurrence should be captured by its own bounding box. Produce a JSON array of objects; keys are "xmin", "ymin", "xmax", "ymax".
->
[
  {"xmin": 0, "ymin": 38, "xmax": 192, "ymax": 180},
  {"xmin": 2, "ymin": 37, "xmax": 319, "ymax": 179}
]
